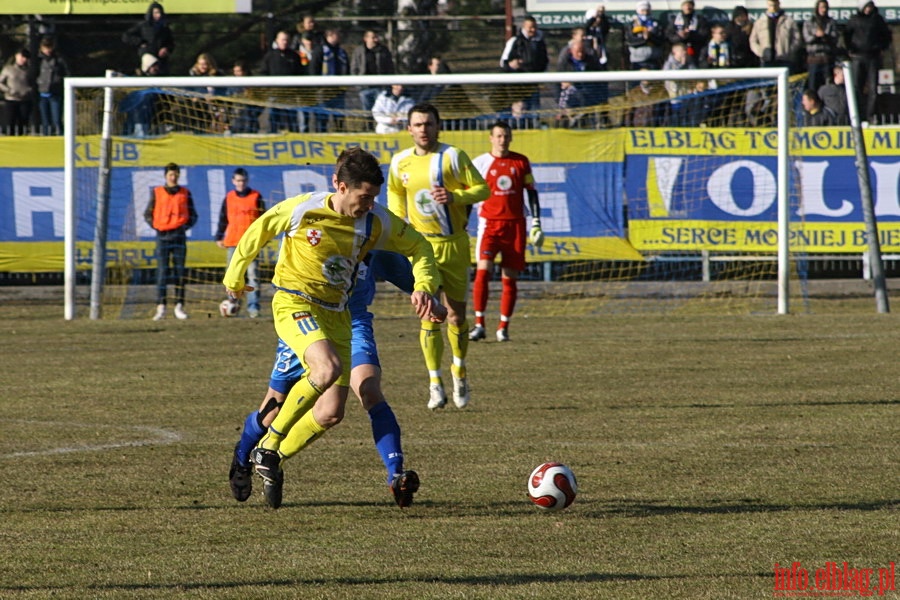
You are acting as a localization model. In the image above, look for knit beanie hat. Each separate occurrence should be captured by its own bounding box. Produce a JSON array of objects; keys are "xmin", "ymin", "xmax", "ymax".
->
[
  {"xmin": 637, "ymin": 0, "xmax": 651, "ymax": 11},
  {"xmin": 141, "ymin": 53, "xmax": 159, "ymax": 73}
]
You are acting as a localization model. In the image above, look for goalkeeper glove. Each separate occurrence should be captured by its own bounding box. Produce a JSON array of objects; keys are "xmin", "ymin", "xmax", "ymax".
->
[{"xmin": 529, "ymin": 218, "xmax": 544, "ymax": 248}]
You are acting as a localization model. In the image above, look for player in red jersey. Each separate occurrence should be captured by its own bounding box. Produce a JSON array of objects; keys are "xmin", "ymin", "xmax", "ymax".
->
[{"xmin": 469, "ymin": 121, "xmax": 543, "ymax": 342}]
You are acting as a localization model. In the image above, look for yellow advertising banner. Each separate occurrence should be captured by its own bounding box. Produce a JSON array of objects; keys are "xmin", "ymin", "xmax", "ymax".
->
[{"xmin": 0, "ymin": 0, "xmax": 250, "ymax": 15}]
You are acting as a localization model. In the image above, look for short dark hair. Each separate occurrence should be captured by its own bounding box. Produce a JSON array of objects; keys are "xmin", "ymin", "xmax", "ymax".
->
[
  {"xmin": 407, "ymin": 102, "xmax": 440, "ymax": 125},
  {"xmin": 233, "ymin": 167, "xmax": 248, "ymax": 179},
  {"xmin": 336, "ymin": 148, "xmax": 384, "ymax": 188},
  {"xmin": 164, "ymin": 162, "xmax": 179, "ymax": 174},
  {"xmin": 489, "ymin": 121, "xmax": 512, "ymax": 136}
]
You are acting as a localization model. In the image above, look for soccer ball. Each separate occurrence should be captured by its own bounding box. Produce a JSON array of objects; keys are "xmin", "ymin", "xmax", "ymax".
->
[
  {"xmin": 219, "ymin": 298, "xmax": 240, "ymax": 318},
  {"xmin": 527, "ymin": 462, "xmax": 577, "ymax": 511}
]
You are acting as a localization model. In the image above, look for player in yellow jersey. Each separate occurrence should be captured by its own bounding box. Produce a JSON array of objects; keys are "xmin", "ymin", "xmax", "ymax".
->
[
  {"xmin": 388, "ymin": 103, "xmax": 490, "ymax": 410},
  {"xmin": 223, "ymin": 148, "xmax": 443, "ymax": 494}
]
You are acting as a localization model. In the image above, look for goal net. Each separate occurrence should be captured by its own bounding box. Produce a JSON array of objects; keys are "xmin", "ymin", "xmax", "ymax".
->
[{"xmin": 62, "ymin": 69, "xmax": 811, "ymax": 320}]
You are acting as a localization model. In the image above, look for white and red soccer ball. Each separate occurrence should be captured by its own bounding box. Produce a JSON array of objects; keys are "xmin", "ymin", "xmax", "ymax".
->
[
  {"xmin": 527, "ymin": 462, "xmax": 577, "ymax": 511},
  {"xmin": 219, "ymin": 298, "xmax": 240, "ymax": 318}
]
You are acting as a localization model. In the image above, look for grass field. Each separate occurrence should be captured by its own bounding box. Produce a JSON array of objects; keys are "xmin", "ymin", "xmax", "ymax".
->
[{"xmin": 1, "ymin": 295, "xmax": 898, "ymax": 599}]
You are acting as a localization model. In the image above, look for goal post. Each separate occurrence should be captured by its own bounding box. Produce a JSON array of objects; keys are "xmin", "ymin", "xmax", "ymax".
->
[{"xmin": 63, "ymin": 68, "xmax": 794, "ymax": 320}]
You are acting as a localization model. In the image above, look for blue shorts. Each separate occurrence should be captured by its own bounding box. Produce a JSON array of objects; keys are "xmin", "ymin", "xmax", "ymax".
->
[{"xmin": 268, "ymin": 314, "xmax": 379, "ymax": 394}]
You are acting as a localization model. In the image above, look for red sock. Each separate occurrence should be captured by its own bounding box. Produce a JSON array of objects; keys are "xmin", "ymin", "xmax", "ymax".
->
[
  {"xmin": 499, "ymin": 277, "xmax": 517, "ymax": 327},
  {"xmin": 473, "ymin": 268, "xmax": 490, "ymax": 327}
]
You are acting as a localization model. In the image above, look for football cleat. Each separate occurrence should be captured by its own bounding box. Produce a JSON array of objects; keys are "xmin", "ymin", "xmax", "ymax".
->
[
  {"xmin": 390, "ymin": 470, "xmax": 420, "ymax": 508},
  {"xmin": 496, "ymin": 328, "xmax": 510, "ymax": 342},
  {"xmin": 263, "ymin": 471, "xmax": 284, "ymax": 509},
  {"xmin": 152, "ymin": 304, "xmax": 166, "ymax": 321},
  {"xmin": 250, "ymin": 448, "xmax": 281, "ymax": 482},
  {"xmin": 451, "ymin": 374, "xmax": 470, "ymax": 409},
  {"xmin": 427, "ymin": 381, "xmax": 447, "ymax": 410},
  {"xmin": 228, "ymin": 443, "xmax": 252, "ymax": 502},
  {"xmin": 468, "ymin": 325, "xmax": 486, "ymax": 341},
  {"xmin": 251, "ymin": 448, "xmax": 284, "ymax": 509}
]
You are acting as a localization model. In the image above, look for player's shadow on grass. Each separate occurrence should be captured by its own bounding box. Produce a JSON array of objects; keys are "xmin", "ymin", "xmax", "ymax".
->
[
  {"xmin": 4, "ymin": 571, "xmax": 702, "ymax": 594},
  {"xmin": 589, "ymin": 497, "xmax": 900, "ymax": 518}
]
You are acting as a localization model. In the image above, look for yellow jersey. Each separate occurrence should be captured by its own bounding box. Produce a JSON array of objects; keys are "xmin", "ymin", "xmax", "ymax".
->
[
  {"xmin": 387, "ymin": 143, "xmax": 489, "ymax": 238},
  {"xmin": 223, "ymin": 191, "xmax": 438, "ymax": 311}
]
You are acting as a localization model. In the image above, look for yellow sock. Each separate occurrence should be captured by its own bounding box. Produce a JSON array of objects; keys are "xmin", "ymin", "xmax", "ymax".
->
[
  {"xmin": 420, "ymin": 320, "xmax": 443, "ymax": 383},
  {"xmin": 280, "ymin": 408, "xmax": 327, "ymax": 459},
  {"xmin": 259, "ymin": 376, "xmax": 322, "ymax": 451},
  {"xmin": 448, "ymin": 320, "xmax": 468, "ymax": 379}
]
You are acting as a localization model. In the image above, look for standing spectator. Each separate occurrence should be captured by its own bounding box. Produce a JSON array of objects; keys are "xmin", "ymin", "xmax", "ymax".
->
[
  {"xmin": 259, "ymin": 30, "xmax": 305, "ymax": 133},
  {"xmin": 703, "ymin": 23, "xmax": 732, "ymax": 68},
  {"xmin": 558, "ymin": 38, "xmax": 606, "ymax": 107},
  {"xmin": 800, "ymin": 88, "xmax": 836, "ymax": 125},
  {"xmin": 803, "ymin": 0, "xmax": 839, "ymax": 91},
  {"xmin": 387, "ymin": 103, "xmax": 490, "ymax": 410},
  {"xmin": 583, "ymin": 5, "xmax": 612, "ymax": 66},
  {"xmin": 557, "ymin": 81, "xmax": 587, "ymax": 127},
  {"xmin": 414, "ymin": 56, "xmax": 451, "ymax": 103},
  {"xmin": 290, "ymin": 14, "xmax": 324, "ymax": 50},
  {"xmin": 662, "ymin": 42, "xmax": 696, "ymax": 125},
  {"xmin": 0, "ymin": 49, "xmax": 34, "ymax": 136},
  {"xmin": 350, "ymin": 30, "xmax": 395, "ymax": 112},
  {"xmin": 749, "ymin": 0, "xmax": 802, "ymax": 72},
  {"xmin": 31, "ymin": 37, "xmax": 69, "ymax": 135},
  {"xmin": 625, "ymin": 1, "xmax": 665, "ymax": 70},
  {"xmin": 144, "ymin": 162, "xmax": 198, "ymax": 321},
  {"xmin": 665, "ymin": 0, "xmax": 709, "ymax": 66},
  {"xmin": 297, "ymin": 32, "xmax": 316, "ymax": 73},
  {"xmin": 500, "ymin": 16, "xmax": 549, "ymax": 111},
  {"xmin": 557, "ymin": 27, "xmax": 595, "ymax": 64},
  {"xmin": 372, "ymin": 84, "xmax": 415, "ymax": 133},
  {"xmin": 624, "ymin": 74, "xmax": 668, "ymax": 126},
  {"xmin": 227, "ymin": 60, "xmax": 262, "ymax": 134},
  {"xmin": 310, "ymin": 28, "xmax": 349, "ymax": 132},
  {"xmin": 844, "ymin": 0, "xmax": 892, "ymax": 123},
  {"xmin": 725, "ymin": 6, "xmax": 755, "ymax": 68},
  {"xmin": 470, "ymin": 121, "xmax": 542, "ymax": 343},
  {"xmin": 187, "ymin": 52, "xmax": 224, "ymax": 132},
  {"xmin": 818, "ymin": 65, "xmax": 849, "ymax": 125},
  {"xmin": 663, "ymin": 43, "xmax": 695, "ymax": 96},
  {"xmin": 215, "ymin": 168, "xmax": 265, "ymax": 319},
  {"xmin": 122, "ymin": 2, "xmax": 174, "ymax": 75}
]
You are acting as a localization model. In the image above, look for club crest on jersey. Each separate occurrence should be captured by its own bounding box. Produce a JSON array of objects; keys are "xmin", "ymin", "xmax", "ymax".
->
[
  {"xmin": 307, "ymin": 228, "xmax": 323, "ymax": 246},
  {"xmin": 497, "ymin": 175, "xmax": 513, "ymax": 191}
]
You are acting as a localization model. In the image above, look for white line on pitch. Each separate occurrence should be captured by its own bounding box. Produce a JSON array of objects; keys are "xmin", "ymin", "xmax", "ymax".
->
[{"xmin": 0, "ymin": 421, "xmax": 182, "ymax": 458}]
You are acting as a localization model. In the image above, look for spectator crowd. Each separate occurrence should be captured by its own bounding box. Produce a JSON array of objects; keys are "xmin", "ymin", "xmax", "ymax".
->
[{"xmin": 0, "ymin": 0, "xmax": 895, "ymax": 134}]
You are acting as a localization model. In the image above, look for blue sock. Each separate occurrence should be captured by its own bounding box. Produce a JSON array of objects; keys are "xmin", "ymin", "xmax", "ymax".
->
[
  {"xmin": 368, "ymin": 401, "xmax": 403, "ymax": 484},
  {"xmin": 236, "ymin": 411, "xmax": 266, "ymax": 467}
]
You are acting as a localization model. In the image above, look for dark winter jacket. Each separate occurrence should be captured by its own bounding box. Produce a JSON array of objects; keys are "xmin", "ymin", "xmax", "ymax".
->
[
  {"xmin": 500, "ymin": 30, "xmax": 549, "ymax": 73},
  {"xmin": 122, "ymin": 2, "xmax": 175, "ymax": 69},
  {"xmin": 843, "ymin": 5, "xmax": 891, "ymax": 58}
]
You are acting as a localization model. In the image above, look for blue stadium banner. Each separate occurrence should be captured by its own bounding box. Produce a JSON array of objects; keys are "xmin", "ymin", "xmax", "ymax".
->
[
  {"xmin": 0, "ymin": 130, "xmax": 639, "ymax": 272},
  {"xmin": 626, "ymin": 127, "xmax": 900, "ymax": 253}
]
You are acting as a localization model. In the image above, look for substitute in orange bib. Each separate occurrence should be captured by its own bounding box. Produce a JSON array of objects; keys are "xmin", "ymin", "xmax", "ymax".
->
[
  {"xmin": 470, "ymin": 121, "xmax": 543, "ymax": 343},
  {"xmin": 215, "ymin": 168, "xmax": 266, "ymax": 318},
  {"xmin": 144, "ymin": 162, "xmax": 198, "ymax": 321}
]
